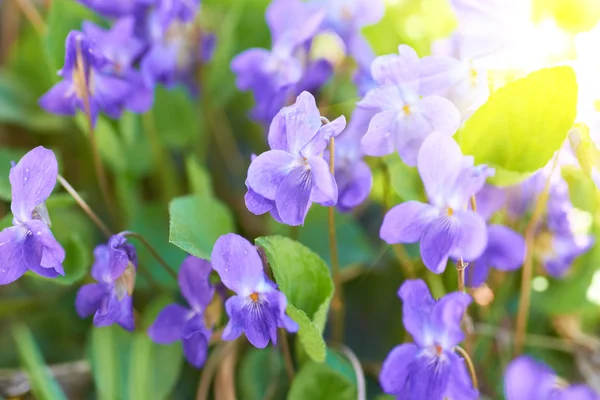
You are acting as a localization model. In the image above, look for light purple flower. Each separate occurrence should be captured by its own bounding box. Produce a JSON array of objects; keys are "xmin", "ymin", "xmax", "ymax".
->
[
  {"xmin": 0, "ymin": 147, "xmax": 64, "ymax": 284},
  {"xmin": 358, "ymin": 45, "xmax": 461, "ymax": 166},
  {"xmin": 39, "ymin": 31, "xmax": 132, "ymax": 125},
  {"xmin": 505, "ymin": 355, "xmax": 599, "ymax": 400},
  {"xmin": 148, "ymin": 256, "xmax": 214, "ymax": 368},
  {"xmin": 83, "ymin": 18, "xmax": 154, "ymax": 113},
  {"xmin": 380, "ymin": 279, "xmax": 478, "ymax": 400},
  {"xmin": 380, "ymin": 133, "xmax": 492, "ymax": 273},
  {"xmin": 76, "ymin": 0, "xmax": 147, "ymax": 18},
  {"xmin": 246, "ymin": 91, "xmax": 345, "ymax": 226},
  {"xmin": 466, "ymin": 224, "xmax": 525, "ymax": 287},
  {"xmin": 75, "ymin": 235, "xmax": 137, "ymax": 331},
  {"xmin": 211, "ymin": 233, "xmax": 298, "ymax": 348},
  {"xmin": 333, "ymin": 108, "xmax": 373, "ymax": 212}
]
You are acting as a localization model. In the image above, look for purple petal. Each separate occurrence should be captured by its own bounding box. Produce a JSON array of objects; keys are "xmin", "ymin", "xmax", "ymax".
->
[
  {"xmin": 178, "ymin": 256, "xmax": 214, "ymax": 311},
  {"xmin": 247, "ymin": 150, "xmax": 296, "ymax": 200},
  {"xmin": 25, "ymin": 221, "xmax": 65, "ymax": 278},
  {"xmin": 418, "ymin": 56, "xmax": 463, "ymax": 96},
  {"xmin": 141, "ymin": 44, "xmax": 178, "ymax": 87},
  {"xmin": 561, "ymin": 385, "xmax": 599, "ymax": 400},
  {"xmin": 10, "ymin": 147, "xmax": 58, "ymax": 223},
  {"xmin": 245, "ymin": 186, "xmax": 276, "ymax": 215},
  {"xmin": 301, "ymin": 115, "xmax": 347, "ymax": 158},
  {"xmin": 222, "ymin": 295, "xmax": 244, "ymax": 341},
  {"xmin": 485, "ymin": 225, "xmax": 525, "ymax": 271},
  {"xmin": 0, "ymin": 226, "xmax": 29, "ymax": 285},
  {"xmin": 93, "ymin": 291, "xmax": 135, "ymax": 331},
  {"xmin": 264, "ymin": 290, "xmax": 298, "ymax": 333},
  {"xmin": 38, "ymin": 81, "xmax": 78, "ymax": 116},
  {"xmin": 275, "ymin": 164, "xmax": 313, "ymax": 226},
  {"xmin": 380, "ymin": 201, "xmax": 439, "ymax": 244},
  {"xmin": 379, "ymin": 343, "xmax": 418, "ymax": 395},
  {"xmin": 336, "ymin": 159, "xmax": 372, "ymax": 212},
  {"xmin": 243, "ymin": 298, "xmax": 279, "ymax": 348},
  {"xmin": 398, "ymin": 279, "xmax": 435, "ymax": 346},
  {"xmin": 148, "ymin": 304, "xmax": 192, "ymax": 344},
  {"xmin": 370, "ymin": 46, "xmax": 419, "ymax": 89},
  {"xmin": 211, "ymin": 233, "xmax": 264, "ymax": 294},
  {"xmin": 474, "ymin": 185, "xmax": 506, "ymax": 220},
  {"xmin": 445, "ymin": 351, "xmax": 479, "ymax": 399},
  {"xmin": 91, "ymin": 235, "xmax": 133, "ymax": 283},
  {"xmin": 360, "ymin": 110, "xmax": 397, "ymax": 157},
  {"xmin": 417, "ymin": 96, "xmax": 460, "ymax": 136},
  {"xmin": 231, "ymin": 48, "xmax": 272, "ymax": 91},
  {"xmin": 75, "ymin": 283, "xmax": 106, "ymax": 318},
  {"xmin": 405, "ymin": 351, "xmax": 451, "ymax": 399},
  {"xmin": 420, "ymin": 216, "xmax": 457, "ymax": 273},
  {"xmin": 296, "ymin": 59, "xmax": 333, "ymax": 93},
  {"xmin": 307, "ymin": 156, "xmax": 337, "ymax": 206},
  {"xmin": 431, "ymin": 292, "xmax": 472, "ymax": 347},
  {"xmin": 504, "ymin": 356, "xmax": 556, "ymax": 400},
  {"xmin": 417, "ymin": 133, "xmax": 464, "ymax": 207},
  {"xmin": 183, "ymin": 329, "xmax": 210, "ymax": 368},
  {"xmin": 449, "ymin": 210, "xmax": 488, "ymax": 261},
  {"xmin": 93, "ymin": 74, "xmax": 131, "ymax": 117}
]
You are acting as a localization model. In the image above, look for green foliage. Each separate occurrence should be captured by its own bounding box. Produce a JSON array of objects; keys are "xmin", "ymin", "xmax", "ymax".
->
[
  {"xmin": 256, "ymin": 236, "xmax": 334, "ymax": 362},
  {"xmin": 88, "ymin": 325, "xmax": 132, "ymax": 399},
  {"xmin": 458, "ymin": 67, "xmax": 578, "ymax": 186},
  {"xmin": 169, "ymin": 194, "xmax": 235, "ymax": 260},
  {"xmin": 12, "ymin": 324, "xmax": 67, "ymax": 400},
  {"xmin": 287, "ymin": 361, "xmax": 357, "ymax": 400},
  {"xmin": 0, "ymin": 148, "xmax": 26, "ymax": 201},
  {"xmin": 238, "ymin": 348, "xmax": 288, "ymax": 399},
  {"xmin": 384, "ymin": 153, "xmax": 425, "ymax": 202}
]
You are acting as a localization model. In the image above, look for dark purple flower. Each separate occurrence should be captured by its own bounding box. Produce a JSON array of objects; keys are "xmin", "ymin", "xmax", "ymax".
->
[
  {"xmin": 380, "ymin": 133, "xmax": 492, "ymax": 273},
  {"xmin": 466, "ymin": 224, "xmax": 525, "ymax": 287},
  {"xmin": 75, "ymin": 235, "xmax": 137, "ymax": 331},
  {"xmin": 76, "ymin": 0, "xmax": 148, "ymax": 18},
  {"xmin": 333, "ymin": 108, "xmax": 373, "ymax": 212},
  {"xmin": 211, "ymin": 233, "xmax": 298, "ymax": 348},
  {"xmin": 39, "ymin": 31, "xmax": 132, "ymax": 125},
  {"xmin": 148, "ymin": 256, "xmax": 214, "ymax": 368},
  {"xmin": 380, "ymin": 279, "xmax": 478, "ymax": 400},
  {"xmin": 311, "ymin": 0, "xmax": 384, "ymax": 44},
  {"xmin": 83, "ymin": 18, "xmax": 154, "ymax": 113},
  {"xmin": 505, "ymin": 355, "xmax": 599, "ymax": 400},
  {"xmin": 246, "ymin": 92, "xmax": 345, "ymax": 226},
  {"xmin": 0, "ymin": 147, "xmax": 64, "ymax": 284},
  {"xmin": 358, "ymin": 45, "xmax": 461, "ymax": 166}
]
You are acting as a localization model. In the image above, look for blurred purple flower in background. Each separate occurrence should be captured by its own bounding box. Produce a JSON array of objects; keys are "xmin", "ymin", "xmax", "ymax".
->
[
  {"xmin": 504, "ymin": 355, "xmax": 599, "ymax": 400},
  {"xmin": 358, "ymin": 45, "xmax": 461, "ymax": 166},
  {"xmin": 380, "ymin": 133, "xmax": 492, "ymax": 273},
  {"xmin": 211, "ymin": 234, "xmax": 298, "ymax": 348},
  {"xmin": 148, "ymin": 256, "xmax": 214, "ymax": 368},
  {"xmin": 246, "ymin": 92, "xmax": 345, "ymax": 226},
  {"xmin": 380, "ymin": 279, "xmax": 478, "ymax": 400},
  {"xmin": 0, "ymin": 147, "xmax": 64, "ymax": 284},
  {"xmin": 75, "ymin": 235, "xmax": 137, "ymax": 331}
]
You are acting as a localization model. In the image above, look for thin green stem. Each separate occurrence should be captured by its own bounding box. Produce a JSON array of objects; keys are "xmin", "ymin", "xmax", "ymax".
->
[
  {"xmin": 338, "ymin": 344, "xmax": 366, "ymax": 400},
  {"xmin": 118, "ymin": 231, "xmax": 178, "ymax": 281},
  {"xmin": 57, "ymin": 175, "xmax": 111, "ymax": 238}
]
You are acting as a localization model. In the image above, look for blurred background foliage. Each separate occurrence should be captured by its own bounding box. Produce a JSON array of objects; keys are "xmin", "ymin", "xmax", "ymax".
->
[{"xmin": 0, "ymin": 0, "xmax": 600, "ymax": 399}]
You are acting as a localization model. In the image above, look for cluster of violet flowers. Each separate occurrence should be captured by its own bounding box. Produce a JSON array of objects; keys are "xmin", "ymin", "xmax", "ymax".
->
[
  {"xmin": 1, "ymin": 0, "xmax": 599, "ymax": 398},
  {"xmin": 39, "ymin": 0, "xmax": 214, "ymax": 125}
]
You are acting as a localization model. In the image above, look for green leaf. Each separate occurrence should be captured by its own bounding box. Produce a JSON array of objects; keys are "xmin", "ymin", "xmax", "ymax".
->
[
  {"xmin": 169, "ymin": 194, "xmax": 235, "ymax": 259},
  {"xmin": 458, "ymin": 67, "xmax": 578, "ymax": 186},
  {"xmin": 52, "ymin": 234, "xmax": 89, "ymax": 285},
  {"xmin": 118, "ymin": 112, "xmax": 153, "ymax": 176},
  {"xmin": 238, "ymin": 348, "xmax": 288, "ymax": 399},
  {"xmin": 288, "ymin": 362, "xmax": 357, "ymax": 400},
  {"xmin": 128, "ymin": 297, "xmax": 184, "ymax": 400},
  {"xmin": 255, "ymin": 236, "xmax": 333, "ymax": 362},
  {"xmin": 325, "ymin": 348, "xmax": 356, "ymax": 386},
  {"xmin": 384, "ymin": 153, "xmax": 425, "ymax": 202},
  {"xmin": 12, "ymin": 324, "xmax": 67, "ymax": 400},
  {"xmin": 44, "ymin": 0, "xmax": 100, "ymax": 74},
  {"xmin": 88, "ymin": 326, "xmax": 133, "ymax": 400},
  {"xmin": 0, "ymin": 148, "xmax": 27, "ymax": 201},
  {"xmin": 185, "ymin": 155, "xmax": 214, "ymax": 197}
]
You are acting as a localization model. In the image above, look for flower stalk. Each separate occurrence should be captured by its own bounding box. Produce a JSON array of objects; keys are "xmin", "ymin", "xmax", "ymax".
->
[{"xmin": 118, "ymin": 231, "xmax": 178, "ymax": 281}]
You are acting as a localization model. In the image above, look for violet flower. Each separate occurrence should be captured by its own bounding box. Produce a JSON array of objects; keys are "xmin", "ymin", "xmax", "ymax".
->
[
  {"xmin": 148, "ymin": 256, "xmax": 214, "ymax": 368},
  {"xmin": 380, "ymin": 133, "xmax": 492, "ymax": 273},
  {"xmin": 39, "ymin": 31, "xmax": 132, "ymax": 125},
  {"xmin": 83, "ymin": 18, "xmax": 154, "ymax": 113},
  {"xmin": 246, "ymin": 91, "xmax": 345, "ymax": 226},
  {"xmin": 333, "ymin": 108, "xmax": 373, "ymax": 212},
  {"xmin": 75, "ymin": 235, "xmax": 137, "ymax": 331},
  {"xmin": 76, "ymin": 0, "xmax": 146, "ymax": 18},
  {"xmin": 466, "ymin": 224, "xmax": 526, "ymax": 287},
  {"xmin": 380, "ymin": 279, "xmax": 478, "ymax": 400},
  {"xmin": 505, "ymin": 355, "xmax": 599, "ymax": 400},
  {"xmin": 211, "ymin": 233, "xmax": 298, "ymax": 348},
  {"xmin": 358, "ymin": 45, "xmax": 461, "ymax": 166},
  {"xmin": 0, "ymin": 147, "xmax": 64, "ymax": 284}
]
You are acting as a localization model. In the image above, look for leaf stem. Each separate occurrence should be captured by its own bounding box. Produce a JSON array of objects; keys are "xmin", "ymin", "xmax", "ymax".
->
[
  {"xmin": 118, "ymin": 231, "xmax": 178, "ymax": 281},
  {"xmin": 454, "ymin": 345, "xmax": 478, "ymax": 390},
  {"xmin": 327, "ymin": 136, "xmax": 345, "ymax": 343},
  {"xmin": 279, "ymin": 329, "xmax": 295, "ymax": 380},
  {"xmin": 56, "ymin": 175, "xmax": 111, "ymax": 238},
  {"xmin": 338, "ymin": 344, "xmax": 366, "ymax": 400},
  {"xmin": 514, "ymin": 157, "xmax": 558, "ymax": 355}
]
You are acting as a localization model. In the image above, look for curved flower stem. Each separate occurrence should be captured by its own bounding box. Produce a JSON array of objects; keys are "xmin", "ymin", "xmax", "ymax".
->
[
  {"xmin": 57, "ymin": 175, "xmax": 112, "ymax": 238},
  {"xmin": 279, "ymin": 329, "xmax": 295, "ymax": 380},
  {"xmin": 118, "ymin": 231, "xmax": 178, "ymax": 281},
  {"xmin": 13, "ymin": 0, "xmax": 45, "ymax": 35},
  {"xmin": 327, "ymin": 135, "xmax": 345, "ymax": 343},
  {"xmin": 74, "ymin": 40, "xmax": 119, "ymax": 230},
  {"xmin": 454, "ymin": 345, "xmax": 479, "ymax": 390},
  {"xmin": 514, "ymin": 158, "xmax": 558, "ymax": 355},
  {"xmin": 196, "ymin": 342, "xmax": 225, "ymax": 400},
  {"xmin": 337, "ymin": 344, "xmax": 366, "ymax": 400}
]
